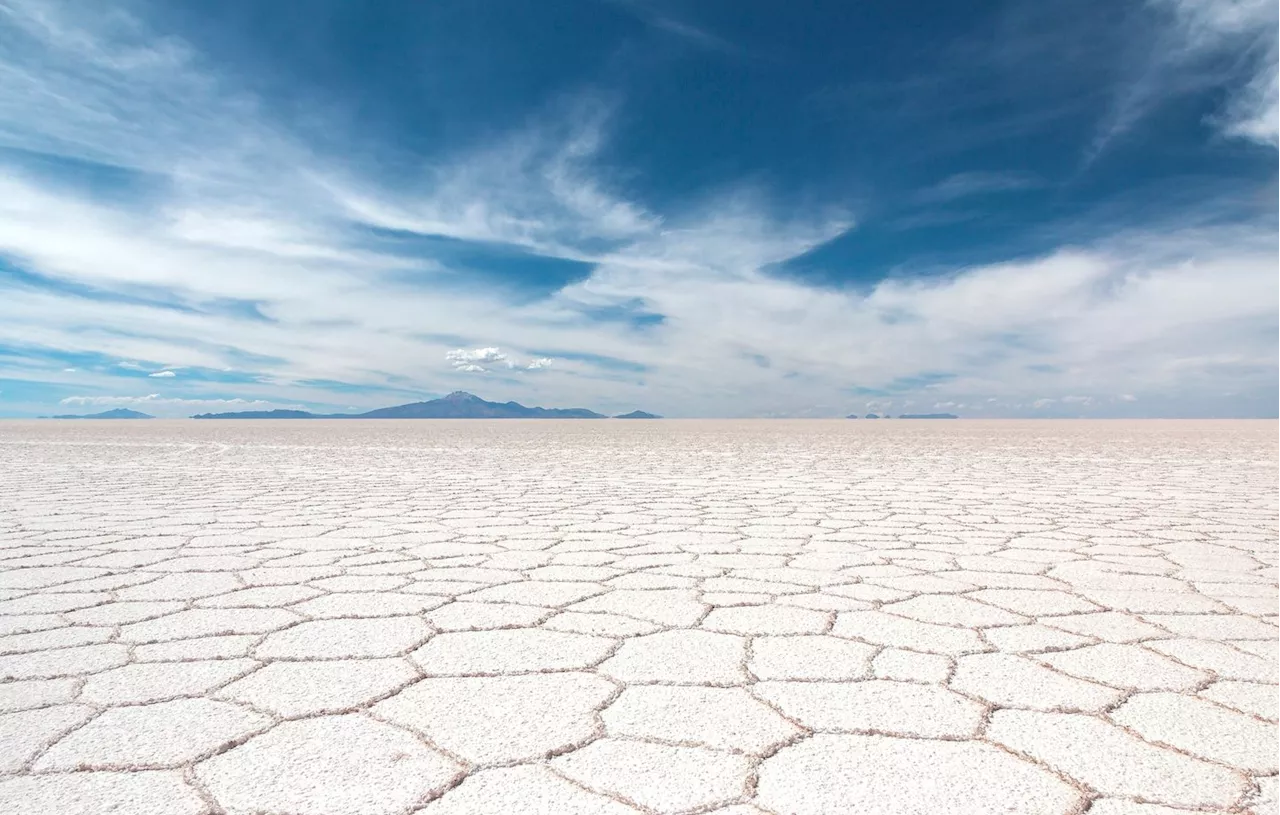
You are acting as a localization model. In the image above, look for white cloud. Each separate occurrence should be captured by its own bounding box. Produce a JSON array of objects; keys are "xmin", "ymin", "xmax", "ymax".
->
[
  {"xmin": 1161, "ymin": 0, "xmax": 1278, "ymax": 146},
  {"xmin": 526, "ymin": 358, "xmax": 554, "ymax": 370},
  {"xmin": 148, "ymin": 370, "xmax": 176, "ymax": 377},
  {"xmin": 446, "ymin": 347, "xmax": 510, "ymax": 373}
]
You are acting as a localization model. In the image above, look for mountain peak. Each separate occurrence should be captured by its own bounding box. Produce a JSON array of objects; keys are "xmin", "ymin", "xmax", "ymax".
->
[{"xmin": 443, "ymin": 391, "xmax": 480, "ymax": 401}]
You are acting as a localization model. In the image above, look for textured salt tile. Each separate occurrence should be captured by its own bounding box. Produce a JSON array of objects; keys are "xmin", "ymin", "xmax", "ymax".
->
[
  {"xmin": 2, "ymin": 592, "xmax": 112, "ymax": 614},
  {"xmin": 0, "ymin": 771, "xmax": 210, "ymax": 815},
  {"xmin": 968, "ymin": 588, "xmax": 1101, "ymax": 615},
  {"xmin": 702, "ymin": 604, "xmax": 829, "ymax": 635},
  {"xmin": 410, "ymin": 629, "xmax": 615, "ymax": 675},
  {"xmin": 0, "ymin": 566, "xmax": 108, "ymax": 590},
  {"xmin": 1112, "ymin": 692, "xmax": 1278, "ymax": 772},
  {"xmin": 119, "ymin": 609, "xmax": 301, "ymax": 643},
  {"xmin": 871, "ymin": 648, "xmax": 951, "ymax": 682},
  {"xmin": 0, "ymin": 643, "xmax": 130, "ymax": 679},
  {"xmin": 289, "ymin": 592, "xmax": 448, "ymax": 618},
  {"xmin": 419, "ymin": 765, "xmax": 642, "ymax": 814},
  {"xmin": 255, "ymin": 616, "xmax": 431, "ymax": 659},
  {"xmin": 757, "ymin": 734, "xmax": 1083, "ymax": 815},
  {"xmin": 542, "ymin": 611, "xmax": 663, "ymax": 637},
  {"xmin": 750, "ymin": 635, "xmax": 875, "ymax": 680},
  {"xmin": 134, "ymin": 635, "xmax": 258, "ymax": 661},
  {"xmin": 0, "ymin": 676, "xmax": 79, "ymax": 711},
  {"xmin": 832, "ymin": 610, "xmax": 988, "ymax": 655},
  {"xmin": 218, "ymin": 658, "xmax": 417, "ymax": 717},
  {"xmin": 424, "ymin": 602, "xmax": 553, "ymax": 631},
  {"xmin": 81, "ymin": 659, "xmax": 257, "ymax": 705},
  {"xmin": 703, "ymin": 591, "xmax": 772, "ymax": 606},
  {"xmin": 0, "ymin": 704, "xmax": 96, "ymax": 771},
  {"xmin": 1200, "ymin": 680, "xmax": 1279, "ymax": 721},
  {"xmin": 552, "ymin": 738, "xmax": 751, "ymax": 813},
  {"xmin": 374, "ymin": 672, "xmax": 614, "ymax": 763},
  {"xmin": 1042, "ymin": 643, "xmax": 1210, "ymax": 691},
  {"xmin": 1145, "ymin": 638, "xmax": 1277, "ymax": 682},
  {"xmin": 36, "ymin": 698, "xmax": 271, "ymax": 770},
  {"xmin": 1044, "ymin": 611, "xmax": 1172, "ymax": 642},
  {"xmin": 238, "ymin": 565, "xmax": 342, "ymax": 585},
  {"xmin": 0, "ymin": 614, "xmax": 66, "ymax": 636},
  {"xmin": 151, "ymin": 555, "xmax": 260, "ymax": 572},
  {"xmin": 604, "ymin": 685, "xmax": 801, "ymax": 754},
  {"xmin": 1082, "ymin": 590, "xmax": 1227, "ymax": 613},
  {"xmin": 598, "ymin": 629, "xmax": 747, "ymax": 684},
  {"xmin": 607, "ymin": 572, "xmax": 698, "ymax": 589},
  {"xmin": 524, "ymin": 565, "xmax": 621, "ymax": 582},
  {"xmin": 569, "ymin": 588, "xmax": 707, "ymax": 626},
  {"xmin": 66, "ymin": 600, "xmax": 187, "ymax": 625},
  {"xmin": 982, "ymin": 623, "xmax": 1094, "ymax": 653},
  {"xmin": 196, "ymin": 715, "xmax": 463, "ymax": 815},
  {"xmin": 1140, "ymin": 614, "xmax": 1279, "ymax": 640},
  {"xmin": 1249, "ymin": 776, "xmax": 1279, "ymax": 815},
  {"xmin": 0, "ymin": 625, "xmax": 114, "ymax": 655},
  {"xmin": 116, "ymin": 573, "xmax": 242, "ymax": 601},
  {"xmin": 195, "ymin": 585, "xmax": 322, "ymax": 608},
  {"xmin": 756, "ymin": 679, "xmax": 984, "ymax": 737},
  {"xmin": 951, "ymin": 652, "xmax": 1123, "ymax": 711},
  {"xmin": 988, "ymin": 710, "xmax": 1247, "ymax": 808},
  {"xmin": 1086, "ymin": 801, "xmax": 1206, "ymax": 815},
  {"xmin": 883, "ymin": 594, "xmax": 1027, "ymax": 627}
]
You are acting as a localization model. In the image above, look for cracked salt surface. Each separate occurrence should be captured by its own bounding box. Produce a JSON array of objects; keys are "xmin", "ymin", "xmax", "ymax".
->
[{"xmin": 0, "ymin": 419, "xmax": 1275, "ymax": 814}]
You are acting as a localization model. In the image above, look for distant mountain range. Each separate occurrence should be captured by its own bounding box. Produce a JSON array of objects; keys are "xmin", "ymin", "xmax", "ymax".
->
[
  {"xmin": 614, "ymin": 410, "xmax": 661, "ymax": 419},
  {"xmin": 49, "ymin": 408, "xmax": 154, "ymax": 419},
  {"xmin": 191, "ymin": 391, "xmax": 657, "ymax": 420}
]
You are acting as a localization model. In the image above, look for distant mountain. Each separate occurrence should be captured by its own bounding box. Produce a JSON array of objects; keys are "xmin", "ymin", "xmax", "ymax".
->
[
  {"xmin": 614, "ymin": 410, "xmax": 661, "ymax": 419},
  {"xmin": 190, "ymin": 409, "xmax": 319, "ymax": 419},
  {"xmin": 50, "ymin": 408, "xmax": 154, "ymax": 419},
  {"xmin": 192, "ymin": 392, "xmax": 606, "ymax": 419},
  {"xmin": 356, "ymin": 392, "xmax": 604, "ymax": 418},
  {"xmin": 845, "ymin": 414, "xmax": 858, "ymax": 419},
  {"xmin": 864, "ymin": 413, "xmax": 880, "ymax": 419},
  {"xmin": 898, "ymin": 413, "xmax": 959, "ymax": 419}
]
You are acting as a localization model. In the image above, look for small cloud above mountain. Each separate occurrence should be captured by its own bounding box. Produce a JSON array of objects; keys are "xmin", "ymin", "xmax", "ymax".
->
[{"xmin": 447, "ymin": 347, "xmax": 556, "ymax": 373}]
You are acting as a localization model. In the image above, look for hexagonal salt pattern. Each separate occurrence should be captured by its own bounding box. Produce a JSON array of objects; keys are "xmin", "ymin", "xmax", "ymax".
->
[{"xmin": 0, "ymin": 419, "xmax": 1275, "ymax": 814}]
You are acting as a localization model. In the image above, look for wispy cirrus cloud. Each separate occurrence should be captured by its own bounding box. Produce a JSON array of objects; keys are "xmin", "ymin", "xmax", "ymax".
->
[
  {"xmin": 914, "ymin": 171, "xmax": 1041, "ymax": 204},
  {"xmin": 1091, "ymin": 0, "xmax": 1278, "ymax": 155}
]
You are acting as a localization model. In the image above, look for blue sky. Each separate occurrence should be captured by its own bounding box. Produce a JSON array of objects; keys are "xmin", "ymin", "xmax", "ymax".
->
[{"xmin": 0, "ymin": 0, "xmax": 1276, "ymax": 418}]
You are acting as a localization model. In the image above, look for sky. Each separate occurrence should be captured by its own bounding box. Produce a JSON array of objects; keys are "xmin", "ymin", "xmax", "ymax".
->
[{"xmin": 0, "ymin": 0, "xmax": 1276, "ymax": 418}]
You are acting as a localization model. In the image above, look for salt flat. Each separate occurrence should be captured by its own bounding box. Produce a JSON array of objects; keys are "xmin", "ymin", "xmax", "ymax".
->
[{"xmin": 0, "ymin": 419, "xmax": 1275, "ymax": 815}]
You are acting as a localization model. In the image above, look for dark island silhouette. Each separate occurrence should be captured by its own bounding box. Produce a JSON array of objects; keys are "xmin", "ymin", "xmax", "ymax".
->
[
  {"xmin": 614, "ymin": 410, "xmax": 661, "ymax": 419},
  {"xmin": 49, "ymin": 408, "xmax": 154, "ymax": 419},
  {"xmin": 192, "ymin": 391, "xmax": 625, "ymax": 419}
]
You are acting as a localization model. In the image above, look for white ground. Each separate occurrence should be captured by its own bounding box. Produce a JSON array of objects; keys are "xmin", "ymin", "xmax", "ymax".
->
[{"xmin": 0, "ymin": 419, "xmax": 1275, "ymax": 815}]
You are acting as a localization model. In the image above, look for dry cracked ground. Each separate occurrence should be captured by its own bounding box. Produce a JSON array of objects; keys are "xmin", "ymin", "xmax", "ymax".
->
[{"xmin": 0, "ymin": 419, "xmax": 1276, "ymax": 815}]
